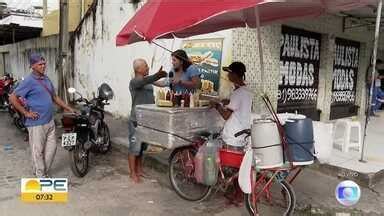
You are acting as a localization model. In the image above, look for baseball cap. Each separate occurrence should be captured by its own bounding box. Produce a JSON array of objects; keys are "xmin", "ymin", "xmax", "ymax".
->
[
  {"xmin": 223, "ymin": 61, "xmax": 246, "ymax": 79},
  {"xmin": 29, "ymin": 53, "xmax": 45, "ymax": 66}
]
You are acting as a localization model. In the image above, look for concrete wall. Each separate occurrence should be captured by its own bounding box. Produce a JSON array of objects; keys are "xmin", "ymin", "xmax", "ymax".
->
[
  {"xmin": 0, "ymin": 35, "xmax": 60, "ymax": 89},
  {"xmin": 72, "ymin": 0, "xmax": 233, "ymax": 118},
  {"xmin": 72, "ymin": 0, "xmax": 155, "ymax": 118}
]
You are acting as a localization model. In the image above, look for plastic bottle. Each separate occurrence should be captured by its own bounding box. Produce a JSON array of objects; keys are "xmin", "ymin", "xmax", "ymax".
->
[
  {"xmin": 194, "ymin": 146, "xmax": 205, "ymax": 183},
  {"xmin": 174, "ymin": 92, "xmax": 180, "ymax": 107},
  {"xmin": 189, "ymin": 92, "xmax": 195, "ymax": 108},
  {"xmin": 184, "ymin": 91, "xmax": 190, "ymax": 107},
  {"xmin": 204, "ymin": 154, "xmax": 217, "ymax": 185},
  {"xmin": 194, "ymin": 92, "xmax": 199, "ymax": 107},
  {"xmin": 203, "ymin": 138, "xmax": 218, "ymax": 185},
  {"xmin": 172, "ymin": 91, "xmax": 177, "ymax": 107},
  {"xmin": 158, "ymin": 90, "xmax": 163, "ymax": 100}
]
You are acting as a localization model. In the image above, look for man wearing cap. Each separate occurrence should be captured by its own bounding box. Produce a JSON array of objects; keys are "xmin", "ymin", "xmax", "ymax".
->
[
  {"xmin": 211, "ymin": 61, "xmax": 253, "ymax": 148},
  {"xmin": 9, "ymin": 53, "xmax": 74, "ymax": 178}
]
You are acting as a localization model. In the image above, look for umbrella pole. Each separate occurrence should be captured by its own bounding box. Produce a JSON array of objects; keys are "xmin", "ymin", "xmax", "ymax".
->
[
  {"xmin": 360, "ymin": 0, "xmax": 383, "ymax": 162},
  {"xmin": 150, "ymin": 44, "xmax": 157, "ymax": 69},
  {"xmin": 255, "ymin": 6, "xmax": 266, "ymax": 93},
  {"xmin": 152, "ymin": 40, "xmax": 173, "ymax": 53}
]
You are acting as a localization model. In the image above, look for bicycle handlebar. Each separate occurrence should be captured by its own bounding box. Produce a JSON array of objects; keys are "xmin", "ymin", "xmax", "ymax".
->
[{"xmin": 234, "ymin": 129, "xmax": 251, "ymax": 138}]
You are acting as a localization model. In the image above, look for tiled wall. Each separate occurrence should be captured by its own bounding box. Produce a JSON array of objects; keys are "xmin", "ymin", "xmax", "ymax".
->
[
  {"xmin": 288, "ymin": 15, "xmax": 375, "ymax": 121},
  {"xmin": 232, "ymin": 25, "xmax": 281, "ymax": 115},
  {"xmin": 231, "ymin": 15, "xmax": 382, "ymax": 121}
]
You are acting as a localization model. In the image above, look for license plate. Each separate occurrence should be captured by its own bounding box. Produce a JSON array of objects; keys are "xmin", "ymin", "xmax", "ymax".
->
[{"xmin": 61, "ymin": 133, "xmax": 77, "ymax": 147}]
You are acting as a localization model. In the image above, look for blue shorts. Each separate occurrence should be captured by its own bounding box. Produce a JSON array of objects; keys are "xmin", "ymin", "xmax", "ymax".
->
[{"xmin": 128, "ymin": 120, "xmax": 147, "ymax": 156}]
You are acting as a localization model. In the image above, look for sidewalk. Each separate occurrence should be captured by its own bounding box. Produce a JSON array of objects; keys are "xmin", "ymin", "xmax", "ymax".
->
[
  {"xmin": 106, "ymin": 115, "xmax": 384, "ymax": 215},
  {"xmin": 317, "ymin": 114, "xmax": 384, "ymax": 188}
]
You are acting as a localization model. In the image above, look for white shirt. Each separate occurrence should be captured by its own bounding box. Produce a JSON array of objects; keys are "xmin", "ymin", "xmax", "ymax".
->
[{"xmin": 222, "ymin": 86, "xmax": 253, "ymax": 147}]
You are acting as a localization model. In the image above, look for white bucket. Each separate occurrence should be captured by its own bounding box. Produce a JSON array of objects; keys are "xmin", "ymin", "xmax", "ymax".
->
[{"xmin": 252, "ymin": 119, "xmax": 284, "ymax": 169}]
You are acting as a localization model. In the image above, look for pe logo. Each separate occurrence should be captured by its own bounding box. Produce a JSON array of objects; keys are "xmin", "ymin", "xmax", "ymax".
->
[
  {"xmin": 335, "ymin": 180, "xmax": 361, "ymax": 206},
  {"xmin": 21, "ymin": 178, "xmax": 68, "ymax": 203}
]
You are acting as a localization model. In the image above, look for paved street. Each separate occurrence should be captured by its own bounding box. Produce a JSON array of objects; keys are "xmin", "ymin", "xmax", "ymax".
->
[
  {"xmin": 1, "ymin": 0, "xmax": 384, "ymax": 215},
  {"xmin": 2, "ymin": 111, "xmax": 384, "ymax": 216},
  {"xmin": 0, "ymin": 112, "xmax": 251, "ymax": 216}
]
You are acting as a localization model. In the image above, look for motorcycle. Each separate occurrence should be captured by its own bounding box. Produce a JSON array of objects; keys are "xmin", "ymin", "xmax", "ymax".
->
[
  {"xmin": 61, "ymin": 83, "xmax": 113, "ymax": 177},
  {"xmin": 0, "ymin": 74, "xmax": 15, "ymax": 109},
  {"xmin": 7, "ymin": 78, "xmax": 27, "ymax": 133}
]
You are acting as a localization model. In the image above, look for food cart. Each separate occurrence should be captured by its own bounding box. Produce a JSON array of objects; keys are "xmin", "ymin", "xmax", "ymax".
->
[{"xmin": 135, "ymin": 104, "xmax": 224, "ymax": 149}]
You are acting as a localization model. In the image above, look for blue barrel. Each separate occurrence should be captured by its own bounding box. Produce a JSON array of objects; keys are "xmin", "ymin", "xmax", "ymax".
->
[{"xmin": 284, "ymin": 118, "xmax": 315, "ymax": 165}]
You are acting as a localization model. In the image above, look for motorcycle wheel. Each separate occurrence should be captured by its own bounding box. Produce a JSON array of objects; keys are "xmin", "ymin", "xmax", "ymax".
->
[
  {"xmin": 70, "ymin": 139, "xmax": 90, "ymax": 177},
  {"xmin": 14, "ymin": 114, "xmax": 26, "ymax": 132},
  {"xmin": 0, "ymin": 97, "xmax": 5, "ymax": 109},
  {"xmin": 97, "ymin": 123, "xmax": 111, "ymax": 154}
]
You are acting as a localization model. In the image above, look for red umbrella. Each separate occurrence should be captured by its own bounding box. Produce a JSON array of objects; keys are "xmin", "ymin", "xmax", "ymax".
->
[
  {"xmin": 116, "ymin": 0, "xmax": 377, "ymax": 93},
  {"xmin": 116, "ymin": 0, "xmax": 376, "ymax": 46}
]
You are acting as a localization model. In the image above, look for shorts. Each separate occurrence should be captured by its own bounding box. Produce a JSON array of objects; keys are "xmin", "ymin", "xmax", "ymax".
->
[{"xmin": 128, "ymin": 120, "xmax": 147, "ymax": 156}]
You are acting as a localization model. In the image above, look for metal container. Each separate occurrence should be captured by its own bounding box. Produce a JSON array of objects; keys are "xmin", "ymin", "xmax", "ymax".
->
[
  {"xmin": 251, "ymin": 119, "xmax": 284, "ymax": 169},
  {"xmin": 135, "ymin": 126, "xmax": 193, "ymax": 149},
  {"xmin": 135, "ymin": 104, "xmax": 224, "ymax": 149}
]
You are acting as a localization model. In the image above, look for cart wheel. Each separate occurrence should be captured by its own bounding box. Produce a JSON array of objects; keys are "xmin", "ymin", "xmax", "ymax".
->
[
  {"xmin": 245, "ymin": 172, "xmax": 296, "ymax": 216},
  {"xmin": 169, "ymin": 146, "xmax": 212, "ymax": 201}
]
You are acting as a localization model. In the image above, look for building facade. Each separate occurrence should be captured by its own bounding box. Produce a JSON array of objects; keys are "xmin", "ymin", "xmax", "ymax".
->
[{"xmin": 1, "ymin": 0, "xmax": 383, "ymax": 122}]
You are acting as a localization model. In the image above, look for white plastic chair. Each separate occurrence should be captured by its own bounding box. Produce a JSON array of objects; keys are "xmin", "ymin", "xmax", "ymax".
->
[{"xmin": 333, "ymin": 119, "xmax": 362, "ymax": 153}]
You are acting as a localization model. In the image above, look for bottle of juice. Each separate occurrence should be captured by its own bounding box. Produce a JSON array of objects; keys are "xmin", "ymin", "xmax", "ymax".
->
[
  {"xmin": 189, "ymin": 92, "xmax": 195, "ymax": 108},
  {"xmin": 166, "ymin": 90, "xmax": 171, "ymax": 101},
  {"xmin": 175, "ymin": 92, "xmax": 181, "ymax": 107},
  {"xmin": 172, "ymin": 91, "xmax": 177, "ymax": 106},
  {"xmin": 184, "ymin": 91, "xmax": 190, "ymax": 107}
]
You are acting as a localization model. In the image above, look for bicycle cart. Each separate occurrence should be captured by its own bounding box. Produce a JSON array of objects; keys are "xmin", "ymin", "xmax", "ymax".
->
[{"xmin": 135, "ymin": 98, "xmax": 314, "ymax": 216}]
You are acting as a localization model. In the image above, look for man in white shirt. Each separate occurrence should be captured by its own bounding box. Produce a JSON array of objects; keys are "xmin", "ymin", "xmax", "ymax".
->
[{"xmin": 212, "ymin": 62, "xmax": 253, "ymax": 148}]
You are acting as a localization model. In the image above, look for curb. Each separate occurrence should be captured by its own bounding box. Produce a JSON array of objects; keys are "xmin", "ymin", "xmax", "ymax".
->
[{"xmin": 309, "ymin": 162, "xmax": 384, "ymax": 188}]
